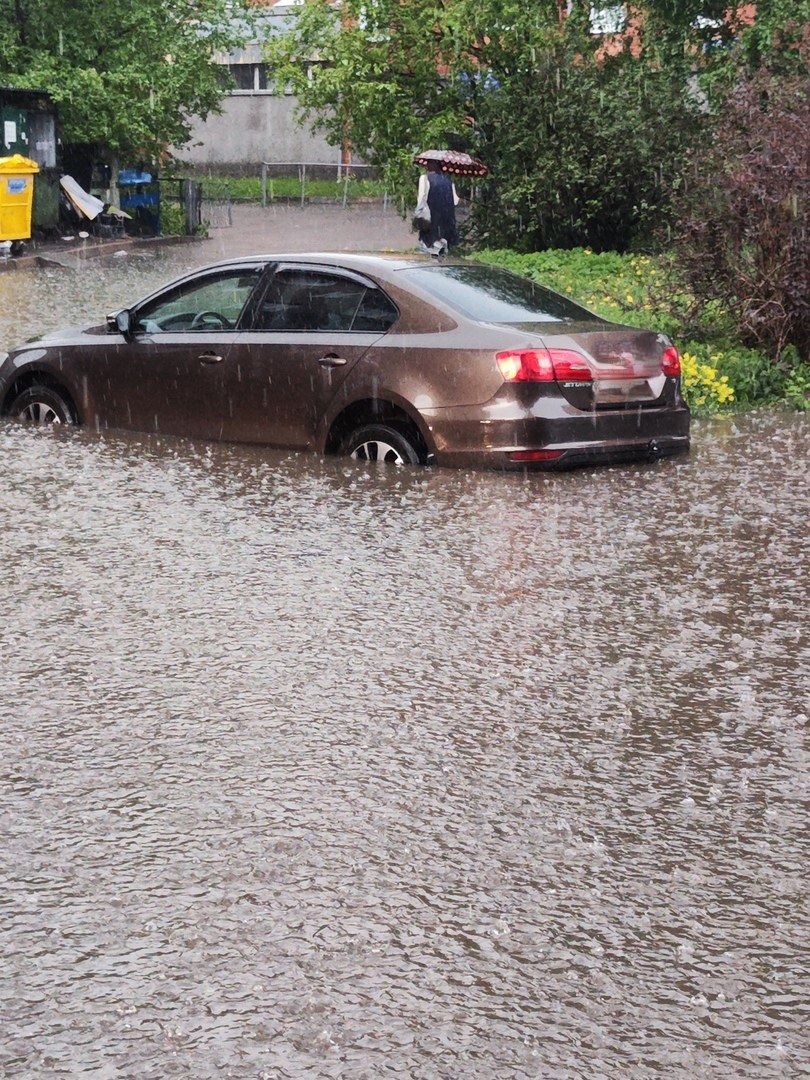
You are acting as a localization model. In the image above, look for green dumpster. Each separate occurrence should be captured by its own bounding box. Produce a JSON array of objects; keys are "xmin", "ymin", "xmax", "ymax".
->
[{"xmin": 0, "ymin": 154, "xmax": 39, "ymax": 245}]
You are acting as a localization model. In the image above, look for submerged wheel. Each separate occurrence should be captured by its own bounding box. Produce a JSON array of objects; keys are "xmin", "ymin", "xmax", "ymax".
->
[
  {"xmin": 341, "ymin": 423, "xmax": 422, "ymax": 465},
  {"xmin": 8, "ymin": 385, "xmax": 76, "ymax": 426}
]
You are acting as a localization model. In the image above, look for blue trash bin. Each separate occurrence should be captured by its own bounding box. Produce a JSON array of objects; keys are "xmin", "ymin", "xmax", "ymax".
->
[{"xmin": 119, "ymin": 169, "xmax": 160, "ymax": 235}]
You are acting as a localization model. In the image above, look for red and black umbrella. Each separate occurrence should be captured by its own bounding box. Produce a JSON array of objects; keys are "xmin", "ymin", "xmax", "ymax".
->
[{"xmin": 414, "ymin": 149, "xmax": 489, "ymax": 178}]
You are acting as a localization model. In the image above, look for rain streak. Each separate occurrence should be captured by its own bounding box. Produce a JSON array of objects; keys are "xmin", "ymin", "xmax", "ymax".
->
[{"xmin": 1, "ymin": 237, "xmax": 809, "ymax": 1079}]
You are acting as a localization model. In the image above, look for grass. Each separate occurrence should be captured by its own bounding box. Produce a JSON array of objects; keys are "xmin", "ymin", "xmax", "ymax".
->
[{"xmin": 175, "ymin": 171, "xmax": 388, "ymax": 203}]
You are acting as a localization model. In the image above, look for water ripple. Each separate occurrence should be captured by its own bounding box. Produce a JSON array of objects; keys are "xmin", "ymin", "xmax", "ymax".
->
[{"xmin": 1, "ymin": 396, "xmax": 808, "ymax": 1077}]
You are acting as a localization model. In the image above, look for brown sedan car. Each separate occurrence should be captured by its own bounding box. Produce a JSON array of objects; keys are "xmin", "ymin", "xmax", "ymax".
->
[{"xmin": 0, "ymin": 253, "xmax": 689, "ymax": 469}]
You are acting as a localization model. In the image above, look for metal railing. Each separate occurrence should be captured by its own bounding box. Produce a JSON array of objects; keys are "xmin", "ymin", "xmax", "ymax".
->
[
  {"xmin": 260, "ymin": 161, "xmax": 388, "ymax": 209},
  {"xmin": 159, "ymin": 176, "xmax": 233, "ymax": 232}
]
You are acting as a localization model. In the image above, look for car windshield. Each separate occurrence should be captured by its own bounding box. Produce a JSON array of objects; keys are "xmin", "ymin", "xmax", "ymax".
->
[{"xmin": 400, "ymin": 264, "xmax": 603, "ymax": 324}]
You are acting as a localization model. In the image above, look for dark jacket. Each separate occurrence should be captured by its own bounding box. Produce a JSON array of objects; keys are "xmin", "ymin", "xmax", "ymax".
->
[{"xmin": 421, "ymin": 172, "xmax": 458, "ymax": 248}]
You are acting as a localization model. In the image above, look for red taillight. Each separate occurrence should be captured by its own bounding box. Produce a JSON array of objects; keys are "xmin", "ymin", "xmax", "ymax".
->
[
  {"xmin": 496, "ymin": 348, "xmax": 592, "ymax": 383},
  {"xmin": 496, "ymin": 348, "xmax": 554, "ymax": 382},
  {"xmin": 509, "ymin": 449, "xmax": 565, "ymax": 462},
  {"xmin": 661, "ymin": 346, "xmax": 681, "ymax": 377},
  {"xmin": 548, "ymin": 349, "xmax": 593, "ymax": 382}
]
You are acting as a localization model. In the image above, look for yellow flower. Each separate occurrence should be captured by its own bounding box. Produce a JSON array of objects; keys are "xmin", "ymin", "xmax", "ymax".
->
[{"xmin": 680, "ymin": 350, "xmax": 735, "ymax": 411}]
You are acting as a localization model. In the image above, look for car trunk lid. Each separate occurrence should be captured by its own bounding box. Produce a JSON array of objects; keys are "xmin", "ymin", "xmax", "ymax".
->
[{"xmin": 538, "ymin": 327, "xmax": 670, "ymax": 410}]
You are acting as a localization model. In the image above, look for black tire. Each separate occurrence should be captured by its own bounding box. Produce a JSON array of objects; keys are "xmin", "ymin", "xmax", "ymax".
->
[
  {"xmin": 340, "ymin": 423, "xmax": 422, "ymax": 465},
  {"xmin": 8, "ymin": 385, "xmax": 77, "ymax": 426}
]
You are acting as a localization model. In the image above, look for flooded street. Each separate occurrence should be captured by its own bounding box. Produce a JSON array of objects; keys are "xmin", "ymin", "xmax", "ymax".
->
[{"xmin": 1, "ymin": 226, "xmax": 809, "ymax": 1078}]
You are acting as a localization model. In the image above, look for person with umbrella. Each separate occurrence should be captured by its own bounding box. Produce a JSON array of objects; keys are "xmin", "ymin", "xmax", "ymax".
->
[
  {"xmin": 415, "ymin": 158, "xmax": 459, "ymax": 256},
  {"xmin": 413, "ymin": 150, "xmax": 489, "ymax": 255}
]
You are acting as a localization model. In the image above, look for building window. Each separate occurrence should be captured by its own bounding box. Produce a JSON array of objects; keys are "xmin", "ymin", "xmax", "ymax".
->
[{"xmin": 229, "ymin": 63, "xmax": 268, "ymax": 92}]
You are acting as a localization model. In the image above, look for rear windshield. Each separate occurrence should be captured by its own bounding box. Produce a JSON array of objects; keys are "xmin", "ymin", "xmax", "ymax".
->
[{"xmin": 399, "ymin": 264, "xmax": 603, "ymax": 324}]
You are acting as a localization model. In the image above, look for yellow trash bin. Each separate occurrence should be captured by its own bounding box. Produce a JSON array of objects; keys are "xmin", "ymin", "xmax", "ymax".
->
[{"xmin": 0, "ymin": 154, "xmax": 40, "ymax": 244}]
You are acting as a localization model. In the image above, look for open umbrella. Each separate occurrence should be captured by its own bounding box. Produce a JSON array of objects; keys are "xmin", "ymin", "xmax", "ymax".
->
[{"xmin": 414, "ymin": 149, "xmax": 489, "ymax": 178}]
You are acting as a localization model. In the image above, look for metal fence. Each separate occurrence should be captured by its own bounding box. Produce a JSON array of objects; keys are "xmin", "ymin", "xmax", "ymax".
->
[
  {"xmin": 154, "ymin": 163, "xmax": 393, "ymax": 234},
  {"xmin": 260, "ymin": 161, "xmax": 388, "ymax": 209},
  {"xmin": 199, "ymin": 179, "xmax": 233, "ymax": 229},
  {"xmin": 159, "ymin": 177, "xmax": 233, "ymax": 232}
]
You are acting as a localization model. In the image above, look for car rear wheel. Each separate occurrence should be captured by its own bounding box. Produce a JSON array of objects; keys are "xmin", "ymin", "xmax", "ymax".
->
[
  {"xmin": 341, "ymin": 423, "xmax": 422, "ymax": 465},
  {"xmin": 9, "ymin": 385, "xmax": 76, "ymax": 426}
]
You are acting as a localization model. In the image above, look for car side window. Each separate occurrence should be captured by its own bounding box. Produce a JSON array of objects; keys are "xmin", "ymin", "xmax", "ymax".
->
[
  {"xmin": 351, "ymin": 288, "xmax": 399, "ymax": 332},
  {"xmin": 252, "ymin": 270, "xmax": 398, "ymax": 333},
  {"xmin": 134, "ymin": 270, "xmax": 261, "ymax": 333}
]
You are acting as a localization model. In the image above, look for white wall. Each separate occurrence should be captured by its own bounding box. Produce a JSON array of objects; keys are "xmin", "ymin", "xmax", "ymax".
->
[{"xmin": 176, "ymin": 93, "xmax": 339, "ymax": 171}]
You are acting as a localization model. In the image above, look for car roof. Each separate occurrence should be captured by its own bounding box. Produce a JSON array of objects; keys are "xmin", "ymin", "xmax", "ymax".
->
[
  {"xmin": 198, "ymin": 252, "xmax": 467, "ymax": 282},
  {"xmin": 212, "ymin": 251, "xmax": 441, "ymax": 267}
]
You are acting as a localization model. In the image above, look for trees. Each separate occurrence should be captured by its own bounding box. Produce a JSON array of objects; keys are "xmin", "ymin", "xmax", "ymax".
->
[
  {"xmin": 264, "ymin": 0, "xmax": 483, "ymax": 189},
  {"xmin": 466, "ymin": 39, "xmax": 704, "ymax": 251},
  {"xmin": 265, "ymin": 1, "xmax": 708, "ymax": 251},
  {"xmin": 0, "ymin": 0, "xmax": 255, "ymax": 185},
  {"xmin": 675, "ymin": 31, "xmax": 810, "ymax": 362}
]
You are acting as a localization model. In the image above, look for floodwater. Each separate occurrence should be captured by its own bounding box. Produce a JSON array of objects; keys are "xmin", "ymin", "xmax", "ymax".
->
[{"xmin": 1, "ymin": 241, "xmax": 809, "ymax": 1079}]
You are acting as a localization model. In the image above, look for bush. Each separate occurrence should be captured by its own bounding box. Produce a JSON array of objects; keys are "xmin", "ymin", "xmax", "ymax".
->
[
  {"xmin": 784, "ymin": 363, "xmax": 810, "ymax": 411},
  {"xmin": 474, "ymin": 247, "xmax": 682, "ymax": 334},
  {"xmin": 158, "ymin": 200, "xmax": 185, "ymax": 236},
  {"xmin": 679, "ymin": 348, "xmax": 735, "ymax": 411},
  {"xmin": 674, "ymin": 39, "xmax": 810, "ymax": 364},
  {"xmin": 469, "ymin": 42, "xmax": 707, "ymax": 254}
]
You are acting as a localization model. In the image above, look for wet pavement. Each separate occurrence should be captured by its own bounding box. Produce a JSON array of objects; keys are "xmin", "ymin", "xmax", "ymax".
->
[
  {"xmin": 1, "ymin": 201, "xmax": 417, "ymax": 273},
  {"xmin": 1, "ymin": 208, "xmax": 809, "ymax": 1079},
  {"xmin": 201, "ymin": 202, "xmax": 417, "ymax": 258}
]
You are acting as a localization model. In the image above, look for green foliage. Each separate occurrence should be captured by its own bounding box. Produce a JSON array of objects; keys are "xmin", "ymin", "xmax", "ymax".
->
[
  {"xmin": 264, "ymin": 0, "xmax": 478, "ymax": 196},
  {"xmin": 784, "ymin": 362, "xmax": 810, "ymax": 411},
  {"xmin": 473, "ymin": 247, "xmax": 682, "ymax": 331},
  {"xmin": 732, "ymin": 0, "xmax": 810, "ymax": 75},
  {"xmin": 471, "ymin": 49, "xmax": 706, "ymax": 252},
  {"xmin": 265, "ymin": 0, "xmax": 709, "ymax": 253},
  {"xmin": 158, "ymin": 200, "xmax": 185, "ymax": 237},
  {"xmin": 636, "ymin": 0, "xmax": 741, "ymax": 64},
  {"xmin": 700, "ymin": 342, "xmax": 789, "ymax": 408},
  {"xmin": 0, "ymin": 0, "xmax": 256, "ymax": 166},
  {"xmin": 674, "ymin": 35, "xmax": 810, "ymax": 364}
]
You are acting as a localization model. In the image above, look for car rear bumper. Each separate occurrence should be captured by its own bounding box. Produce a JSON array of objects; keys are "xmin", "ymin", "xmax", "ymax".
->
[{"xmin": 421, "ymin": 399, "xmax": 691, "ymax": 470}]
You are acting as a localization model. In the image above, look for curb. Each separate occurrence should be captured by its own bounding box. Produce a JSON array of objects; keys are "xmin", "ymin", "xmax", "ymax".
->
[{"xmin": 0, "ymin": 233, "xmax": 202, "ymax": 273}]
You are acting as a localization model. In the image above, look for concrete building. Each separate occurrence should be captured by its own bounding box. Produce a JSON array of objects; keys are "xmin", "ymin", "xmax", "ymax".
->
[
  {"xmin": 176, "ymin": 1, "xmax": 339, "ymax": 173},
  {"xmin": 176, "ymin": 47, "xmax": 337, "ymax": 172},
  {"xmin": 177, "ymin": 2, "xmax": 759, "ymax": 173}
]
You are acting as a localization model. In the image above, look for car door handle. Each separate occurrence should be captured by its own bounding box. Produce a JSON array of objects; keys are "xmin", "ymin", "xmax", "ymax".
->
[
  {"xmin": 318, "ymin": 354, "xmax": 348, "ymax": 368},
  {"xmin": 199, "ymin": 352, "xmax": 223, "ymax": 364}
]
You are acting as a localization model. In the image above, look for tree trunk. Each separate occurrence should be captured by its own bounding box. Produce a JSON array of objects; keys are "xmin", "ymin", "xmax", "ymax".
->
[{"xmin": 108, "ymin": 154, "xmax": 120, "ymax": 210}]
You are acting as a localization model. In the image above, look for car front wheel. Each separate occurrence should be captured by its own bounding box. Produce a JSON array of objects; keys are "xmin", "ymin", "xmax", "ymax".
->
[
  {"xmin": 8, "ymin": 385, "xmax": 76, "ymax": 426},
  {"xmin": 341, "ymin": 423, "xmax": 422, "ymax": 465}
]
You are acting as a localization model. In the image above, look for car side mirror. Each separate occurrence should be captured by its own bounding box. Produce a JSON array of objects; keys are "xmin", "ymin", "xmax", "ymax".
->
[{"xmin": 108, "ymin": 309, "xmax": 132, "ymax": 337}]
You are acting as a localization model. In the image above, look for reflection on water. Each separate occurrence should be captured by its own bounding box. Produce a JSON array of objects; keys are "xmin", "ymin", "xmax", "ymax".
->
[
  {"xmin": 1, "ymin": 415, "xmax": 808, "ymax": 1078},
  {"xmin": 1, "ymin": 261, "xmax": 809, "ymax": 1078}
]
